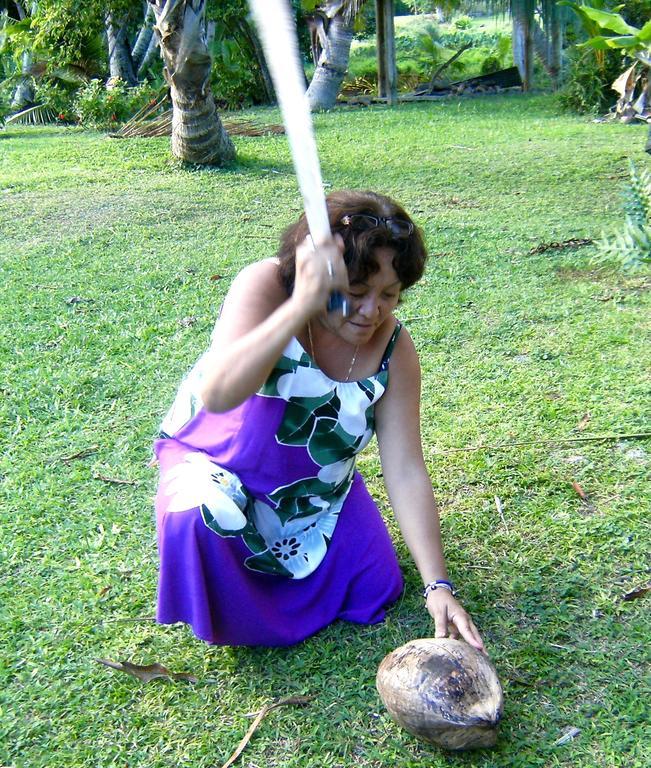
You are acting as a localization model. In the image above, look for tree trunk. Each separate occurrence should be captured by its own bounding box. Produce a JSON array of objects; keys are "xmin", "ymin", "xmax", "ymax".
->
[
  {"xmin": 512, "ymin": 6, "xmax": 533, "ymax": 91},
  {"xmin": 548, "ymin": 0, "xmax": 562, "ymax": 89},
  {"xmin": 306, "ymin": 11, "xmax": 355, "ymax": 111},
  {"xmin": 106, "ymin": 11, "xmax": 138, "ymax": 86},
  {"xmin": 11, "ymin": 52, "xmax": 35, "ymax": 108},
  {"xmin": 137, "ymin": 32, "xmax": 160, "ymax": 78},
  {"xmin": 376, "ymin": 0, "xmax": 397, "ymax": 105},
  {"xmin": 236, "ymin": 18, "xmax": 275, "ymax": 104},
  {"xmin": 132, "ymin": 5, "xmax": 155, "ymax": 72},
  {"xmin": 150, "ymin": 0, "xmax": 235, "ymax": 166},
  {"xmin": 10, "ymin": 1, "xmax": 35, "ymax": 109}
]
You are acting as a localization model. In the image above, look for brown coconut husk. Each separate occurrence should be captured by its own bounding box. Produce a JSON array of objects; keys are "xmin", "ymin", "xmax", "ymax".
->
[{"xmin": 376, "ymin": 638, "xmax": 503, "ymax": 751}]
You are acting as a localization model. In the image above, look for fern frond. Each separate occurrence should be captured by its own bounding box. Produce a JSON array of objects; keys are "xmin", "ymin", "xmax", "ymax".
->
[
  {"xmin": 596, "ymin": 219, "xmax": 651, "ymax": 270},
  {"xmin": 624, "ymin": 159, "xmax": 651, "ymax": 227}
]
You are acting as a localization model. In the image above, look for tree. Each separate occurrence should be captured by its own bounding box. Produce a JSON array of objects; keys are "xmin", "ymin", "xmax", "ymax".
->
[
  {"xmin": 149, "ymin": 0, "xmax": 235, "ymax": 165},
  {"xmin": 567, "ymin": 4, "xmax": 651, "ymax": 152},
  {"xmin": 305, "ymin": 0, "xmax": 366, "ymax": 110},
  {"xmin": 105, "ymin": 9, "xmax": 138, "ymax": 86},
  {"xmin": 510, "ymin": 0, "xmax": 568, "ymax": 91}
]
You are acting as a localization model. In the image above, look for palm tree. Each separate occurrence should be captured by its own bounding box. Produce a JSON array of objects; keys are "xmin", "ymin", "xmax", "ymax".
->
[
  {"xmin": 105, "ymin": 10, "xmax": 138, "ymax": 86},
  {"xmin": 306, "ymin": 0, "xmax": 366, "ymax": 111},
  {"xmin": 150, "ymin": 0, "xmax": 235, "ymax": 165},
  {"xmin": 510, "ymin": 0, "xmax": 566, "ymax": 91}
]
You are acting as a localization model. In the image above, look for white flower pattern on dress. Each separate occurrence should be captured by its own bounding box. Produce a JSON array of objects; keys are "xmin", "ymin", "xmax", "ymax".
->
[
  {"xmin": 247, "ymin": 496, "xmax": 343, "ymax": 579},
  {"xmin": 162, "ymin": 453, "xmax": 248, "ymax": 532}
]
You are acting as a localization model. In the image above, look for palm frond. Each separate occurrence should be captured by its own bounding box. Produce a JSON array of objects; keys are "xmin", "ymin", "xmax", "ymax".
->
[{"xmin": 5, "ymin": 102, "xmax": 56, "ymax": 125}]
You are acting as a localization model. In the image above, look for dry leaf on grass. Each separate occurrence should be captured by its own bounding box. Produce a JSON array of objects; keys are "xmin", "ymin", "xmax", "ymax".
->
[
  {"xmin": 93, "ymin": 473, "xmax": 138, "ymax": 486},
  {"xmin": 96, "ymin": 658, "xmax": 198, "ymax": 683},
  {"xmin": 571, "ymin": 481, "xmax": 588, "ymax": 500},
  {"xmin": 554, "ymin": 726, "xmax": 581, "ymax": 746},
  {"xmin": 576, "ymin": 413, "xmax": 591, "ymax": 431},
  {"xmin": 220, "ymin": 696, "xmax": 313, "ymax": 768},
  {"xmin": 622, "ymin": 584, "xmax": 650, "ymax": 601}
]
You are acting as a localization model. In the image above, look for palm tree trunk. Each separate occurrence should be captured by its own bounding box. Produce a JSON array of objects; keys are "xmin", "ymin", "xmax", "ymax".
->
[
  {"xmin": 151, "ymin": 0, "xmax": 235, "ymax": 166},
  {"xmin": 137, "ymin": 32, "xmax": 160, "ymax": 79},
  {"xmin": 306, "ymin": 11, "xmax": 355, "ymax": 111},
  {"xmin": 10, "ymin": 0, "xmax": 35, "ymax": 109},
  {"xmin": 548, "ymin": 0, "xmax": 562, "ymax": 88},
  {"xmin": 11, "ymin": 51, "xmax": 34, "ymax": 108},
  {"xmin": 132, "ymin": 5, "xmax": 155, "ymax": 72},
  {"xmin": 106, "ymin": 11, "xmax": 138, "ymax": 86},
  {"xmin": 512, "ymin": 2, "xmax": 534, "ymax": 91}
]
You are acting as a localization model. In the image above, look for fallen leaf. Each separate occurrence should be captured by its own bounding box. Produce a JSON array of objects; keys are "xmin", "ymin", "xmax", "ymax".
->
[
  {"xmin": 220, "ymin": 696, "xmax": 313, "ymax": 768},
  {"xmin": 554, "ymin": 726, "xmax": 581, "ymax": 746},
  {"xmin": 576, "ymin": 412, "xmax": 591, "ymax": 431},
  {"xmin": 529, "ymin": 238, "xmax": 593, "ymax": 255},
  {"xmin": 571, "ymin": 481, "xmax": 588, "ymax": 500},
  {"xmin": 98, "ymin": 586, "xmax": 112, "ymax": 598},
  {"xmin": 57, "ymin": 445, "xmax": 99, "ymax": 463},
  {"xmin": 622, "ymin": 583, "xmax": 650, "ymax": 601},
  {"xmin": 96, "ymin": 658, "xmax": 198, "ymax": 683},
  {"xmin": 93, "ymin": 473, "xmax": 138, "ymax": 486},
  {"xmin": 210, "ymin": 274, "xmax": 224, "ymax": 281}
]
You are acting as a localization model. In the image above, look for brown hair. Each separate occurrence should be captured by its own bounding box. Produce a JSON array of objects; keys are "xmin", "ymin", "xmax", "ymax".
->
[{"xmin": 277, "ymin": 190, "xmax": 427, "ymax": 294}]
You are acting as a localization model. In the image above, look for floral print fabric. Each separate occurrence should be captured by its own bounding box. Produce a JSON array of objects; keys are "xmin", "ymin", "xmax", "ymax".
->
[{"xmin": 159, "ymin": 327, "xmax": 401, "ymax": 579}]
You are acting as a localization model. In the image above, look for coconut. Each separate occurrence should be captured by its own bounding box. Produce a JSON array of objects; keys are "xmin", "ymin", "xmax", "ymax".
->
[{"xmin": 376, "ymin": 638, "xmax": 503, "ymax": 751}]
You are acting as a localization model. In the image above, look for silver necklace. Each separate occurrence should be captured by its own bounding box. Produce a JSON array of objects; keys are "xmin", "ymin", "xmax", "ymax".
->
[{"xmin": 307, "ymin": 322, "xmax": 359, "ymax": 382}]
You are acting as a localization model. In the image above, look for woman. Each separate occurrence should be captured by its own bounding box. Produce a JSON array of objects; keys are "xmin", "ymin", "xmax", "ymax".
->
[{"xmin": 155, "ymin": 190, "xmax": 484, "ymax": 652}]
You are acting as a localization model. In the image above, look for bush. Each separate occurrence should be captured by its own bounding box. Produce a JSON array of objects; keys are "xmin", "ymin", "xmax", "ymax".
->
[
  {"xmin": 558, "ymin": 46, "xmax": 624, "ymax": 114},
  {"xmin": 480, "ymin": 55, "xmax": 501, "ymax": 75},
  {"xmin": 454, "ymin": 15, "xmax": 473, "ymax": 30},
  {"xmin": 73, "ymin": 79, "xmax": 159, "ymax": 128},
  {"xmin": 33, "ymin": 80, "xmax": 77, "ymax": 122}
]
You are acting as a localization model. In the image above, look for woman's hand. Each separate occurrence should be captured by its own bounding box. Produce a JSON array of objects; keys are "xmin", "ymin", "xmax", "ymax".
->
[
  {"xmin": 291, "ymin": 234, "xmax": 349, "ymax": 318},
  {"xmin": 426, "ymin": 589, "xmax": 486, "ymax": 654}
]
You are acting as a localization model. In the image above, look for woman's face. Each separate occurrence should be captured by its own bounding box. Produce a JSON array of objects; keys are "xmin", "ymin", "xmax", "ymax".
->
[{"xmin": 337, "ymin": 246, "xmax": 401, "ymax": 344}]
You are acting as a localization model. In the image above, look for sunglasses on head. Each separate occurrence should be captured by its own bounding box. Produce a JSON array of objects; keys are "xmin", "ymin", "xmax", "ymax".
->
[{"xmin": 341, "ymin": 213, "xmax": 414, "ymax": 238}]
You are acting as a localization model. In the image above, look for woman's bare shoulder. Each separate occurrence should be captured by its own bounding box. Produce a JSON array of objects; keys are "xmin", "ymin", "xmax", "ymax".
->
[{"xmin": 228, "ymin": 258, "xmax": 285, "ymax": 302}]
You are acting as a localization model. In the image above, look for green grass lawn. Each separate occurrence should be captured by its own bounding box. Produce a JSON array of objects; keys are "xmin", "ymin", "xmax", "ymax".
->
[{"xmin": 1, "ymin": 94, "xmax": 649, "ymax": 768}]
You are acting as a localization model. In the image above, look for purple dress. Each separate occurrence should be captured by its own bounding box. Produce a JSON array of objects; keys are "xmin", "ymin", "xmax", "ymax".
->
[{"xmin": 154, "ymin": 323, "xmax": 404, "ymax": 646}]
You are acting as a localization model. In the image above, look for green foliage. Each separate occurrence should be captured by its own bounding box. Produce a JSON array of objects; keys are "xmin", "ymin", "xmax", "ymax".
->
[
  {"xmin": 596, "ymin": 161, "xmax": 651, "ymax": 269},
  {"xmin": 480, "ymin": 33, "xmax": 512, "ymax": 74},
  {"xmin": 207, "ymin": 0, "xmax": 274, "ymax": 108},
  {"xmin": 480, "ymin": 53, "xmax": 502, "ymax": 73},
  {"xmin": 33, "ymin": 79, "xmax": 77, "ymax": 120},
  {"xmin": 73, "ymin": 78, "xmax": 158, "ymax": 128},
  {"xmin": 622, "ymin": 0, "xmax": 651, "ymax": 27},
  {"xmin": 558, "ymin": 44, "xmax": 622, "ymax": 112},
  {"xmin": 210, "ymin": 38, "xmax": 260, "ymax": 109},
  {"xmin": 453, "ymin": 14, "xmax": 473, "ymax": 30}
]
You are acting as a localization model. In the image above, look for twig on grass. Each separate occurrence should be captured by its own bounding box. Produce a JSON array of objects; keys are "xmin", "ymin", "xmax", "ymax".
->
[
  {"xmin": 431, "ymin": 431, "xmax": 651, "ymax": 455},
  {"xmin": 56, "ymin": 445, "xmax": 99, "ymax": 463},
  {"xmin": 219, "ymin": 696, "xmax": 313, "ymax": 768},
  {"xmin": 494, "ymin": 496, "xmax": 509, "ymax": 533},
  {"xmin": 93, "ymin": 473, "xmax": 138, "ymax": 486}
]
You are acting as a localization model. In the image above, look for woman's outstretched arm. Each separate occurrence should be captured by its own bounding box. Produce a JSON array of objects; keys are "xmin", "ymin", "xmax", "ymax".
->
[{"xmin": 375, "ymin": 328, "xmax": 485, "ymax": 652}]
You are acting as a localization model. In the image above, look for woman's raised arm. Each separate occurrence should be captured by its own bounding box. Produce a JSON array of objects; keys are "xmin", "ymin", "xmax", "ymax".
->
[{"xmin": 200, "ymin": 235, "xmax": 347, "ymax": 412}]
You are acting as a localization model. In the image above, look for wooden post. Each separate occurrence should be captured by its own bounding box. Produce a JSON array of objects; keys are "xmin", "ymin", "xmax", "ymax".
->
[{"xmin": 375, "ymin": 0, "xmax": 397, "ymax": 105}]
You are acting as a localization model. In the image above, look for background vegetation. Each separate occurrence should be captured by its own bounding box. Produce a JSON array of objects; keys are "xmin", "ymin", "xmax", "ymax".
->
[{"xmin": 1, "ymin": 93, "xmax": 649, "ymax": 767}]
